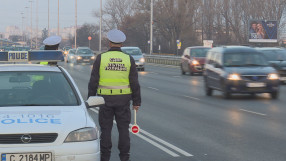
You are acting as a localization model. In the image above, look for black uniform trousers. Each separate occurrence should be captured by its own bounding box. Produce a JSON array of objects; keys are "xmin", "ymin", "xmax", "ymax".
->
[{"xmin": 99, "ymin": 102, "xmax": 131, "ymax": 161}]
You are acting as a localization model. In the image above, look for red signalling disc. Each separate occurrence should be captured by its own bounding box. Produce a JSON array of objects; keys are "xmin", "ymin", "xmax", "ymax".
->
[{"xmin": 131, "ymin": 125, "xmax": 140, "ymax": 134}]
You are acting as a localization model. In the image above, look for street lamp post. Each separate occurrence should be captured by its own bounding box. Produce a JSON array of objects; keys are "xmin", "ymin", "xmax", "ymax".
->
[
  {"xmin": 29, "ymin": 0, "xmax": 33, "ymax": 49},
  {"xmin": 75, "ymin": 0, "xmax": 77, "ymax": 48},
  {"xmin": 58, "ymin": 0, "xmax": 60, "ymax": 36},
  {"xmin": 48, "ymin": 0, "xmax": 50, "ymax": 36},
  {"xmin": 21, "ymin": 12, "xmax": 24, "ymax": 42},
  {"xmin": 36, "ymin": 0, "xmax": 38, "ymax": 49},
  {"xmin": 150, "ymin": 0, "xmax": 153, "ymax": 55},
  {"xmin": 25, "ymin": 6, "xmax": 29, "ymax": 45},
  {"xmin": 99, "ymin": 0, "xmax": 102, "ymax": 53}
]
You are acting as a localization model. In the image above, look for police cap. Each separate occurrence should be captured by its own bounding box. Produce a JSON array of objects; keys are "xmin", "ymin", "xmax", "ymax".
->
[
  {"xmin": 107, "ymin": 29, "xmax": 126, "ymax": 44},
  {"xmin": 43, "ymin": 35, "xmax": 62, "ymax": 46}
]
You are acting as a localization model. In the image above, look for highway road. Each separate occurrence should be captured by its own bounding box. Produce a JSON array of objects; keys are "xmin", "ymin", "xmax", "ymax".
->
[{"xmin": 59, "ymin": 62, "xmax": 286, "ymax": 161}]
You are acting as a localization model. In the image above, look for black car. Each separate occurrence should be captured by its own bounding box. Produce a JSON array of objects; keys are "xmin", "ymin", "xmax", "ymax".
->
[
  {"xmin": 204, "ymin": 46, "xmax": 280, "ymax": 99},
  {"xmin": 256, "ymin": 48, "xmax": 286, "ymax": 84}
]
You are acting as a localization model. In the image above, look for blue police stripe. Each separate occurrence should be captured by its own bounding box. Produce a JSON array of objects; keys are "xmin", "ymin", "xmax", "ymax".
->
[
  {"xmin": 29, "ymin": 50, "xmax": 64, "ymax": 61},
  {"xmin": 0, "ymin": 52, "xmax": 8, "ymax": 61},
  {"xmin": 0, "ymin": 51, "xmax": 64, "ymax": 62}
]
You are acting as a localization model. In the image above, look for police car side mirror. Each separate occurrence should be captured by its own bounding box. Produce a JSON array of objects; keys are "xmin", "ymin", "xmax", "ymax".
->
[{"xmin": 86, "ymin": 96, "xmax": 105, "ymax": 108}]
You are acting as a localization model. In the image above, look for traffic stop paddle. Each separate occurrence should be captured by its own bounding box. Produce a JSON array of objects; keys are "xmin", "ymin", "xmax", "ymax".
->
[{"xmin": 131, "ymin": 110, "xmax": 140, "ymax": 134}]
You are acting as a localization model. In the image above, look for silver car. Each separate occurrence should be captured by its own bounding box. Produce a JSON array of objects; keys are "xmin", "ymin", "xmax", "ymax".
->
[
  {"xmin": 121, "ymin": 47, "xmax": 145, "ymax": 71},
  {"xmin": 65, "ymin": 49, "xmax": 76, "ymax": 63}
]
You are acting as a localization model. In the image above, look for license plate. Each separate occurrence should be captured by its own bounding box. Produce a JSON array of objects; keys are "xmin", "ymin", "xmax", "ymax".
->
[
  {"xmin": 83, "ymin": 59, "xmax": 89, "ymax": 61},
  {"xmin": 1, "ymin": 153, "xmax": 52, "ymax": 161},
  {"xmin": 247, "ymin": 82, "xmax": 266, "ymax": 87},
  {"xmin": 280, "ymin": 77, "xmax": 286, "ymax": 81}
]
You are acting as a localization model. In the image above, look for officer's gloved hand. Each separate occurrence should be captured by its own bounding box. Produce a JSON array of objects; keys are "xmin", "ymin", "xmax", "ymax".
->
[{"xmin": 133, "ymin": 106, "xmax": 139, "ymax": 111}]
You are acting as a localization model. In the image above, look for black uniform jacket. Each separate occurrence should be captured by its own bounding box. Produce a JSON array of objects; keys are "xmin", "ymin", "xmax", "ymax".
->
[{"xmin": 88, "ymin": 47, "xmax": 141, "ymax": 107}]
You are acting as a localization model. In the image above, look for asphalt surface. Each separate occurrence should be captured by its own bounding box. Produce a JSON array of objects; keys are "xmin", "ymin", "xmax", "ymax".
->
[{"xmin": 59, "ymin": 62, "xmax": 286, "ymax": 161}]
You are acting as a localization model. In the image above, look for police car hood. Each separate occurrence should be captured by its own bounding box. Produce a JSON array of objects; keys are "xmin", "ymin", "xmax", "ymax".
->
[
  {"xmin": 0, "ymin": 106, "xmax": 87, "ymax": 134},
  {"xmin": 225, "ymin": 66, "xmax": 276, "ymax": 75}
]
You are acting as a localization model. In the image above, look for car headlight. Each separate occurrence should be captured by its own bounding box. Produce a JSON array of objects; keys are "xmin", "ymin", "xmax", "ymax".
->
[
  {"xmin": 192, "ymin": 60, "xmax": 199, "ymax": 65},
  {"xmin": 91, "ymin": 56, "xmax": 95, "ymax": 59},
  {"xmin": 139, "ymin": 58, "xmax": 145, "ymax": 63},
  {"xmin": 77, "ymin": 56, "xmax": 82, "ymax": 60},
  {"xmin": 64, "ymin": 51, "xmax": 68, "ymax": 54},
  {"xmin": 70, "ymin": 56, "xmax": 74, "ymax": 59},
  {"xmin": 268, "ymin": 73, "xmax": 279, "ymax": 80},
  {"xmin": 228, "ymin": 74, "xmax": 241, "ymax": 80},
  {"xmin": 64, "ymin": 127, "xmax": 98, "ymax": 143}
]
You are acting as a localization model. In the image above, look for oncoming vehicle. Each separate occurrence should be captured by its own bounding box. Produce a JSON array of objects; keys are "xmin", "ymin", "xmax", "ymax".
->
[
  {"xmin": 121, "ymin": 47, "xmax": 145, "ymax": 71},
  {"xmin": 0, "ymin": 50, "xmax": 100, "ymax": 160},
  {"xmin": 256, "ymin": 47, "xmax": 286, "ymax": 84},
  {"xmin": 181, "ymin": 46, "xmax": 210, "ymax": 75},
  {"xmin": 65, "ymin": 48, "xmax": 76, "ymax": 63},
  {"xmin": 62, "ymin": 46, "xmax": 72, "ymax": 56},
  {"xmin": 204, "ymin": 46, "xmax": 280, "ymax": 99},
  {"xmin": 73, "ymin": 47, "xmax": 95, "ymax": 65}
]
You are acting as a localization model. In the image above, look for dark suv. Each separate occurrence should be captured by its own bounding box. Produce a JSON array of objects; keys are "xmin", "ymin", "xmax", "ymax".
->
[
  {"xmin": 256, "ymin": 48, "xmax": 286, "ymax": 84},
  {"xmin": 181, "ymin": 46, "xmax": 210, "ymax": 75},
  {"xmin": 204, "ymin": 46, "xmax": 280, "ymax": 99}
]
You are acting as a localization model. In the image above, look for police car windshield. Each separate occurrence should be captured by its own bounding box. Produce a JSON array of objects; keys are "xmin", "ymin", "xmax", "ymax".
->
[
  {"xmin": 260, "ymin": 50, "xmax": 286, "ymax": 61},
  {"xmin": 190, "ymin": 48, "xmax": 209, "ymax": 57},
  {"xmin": 77, "ymin": 49, "xmax": 93, "ymax": 55},
  {"xmin": 121, "ymin": 48, "xmax": 142, "ymax": 55},
  {"xmin": 224, "ymin": 52, "xmax": 268, "ymax": 67},
  {"xmin": 0, "ymin": 71, "xmax": 78, "ymax": 106}
]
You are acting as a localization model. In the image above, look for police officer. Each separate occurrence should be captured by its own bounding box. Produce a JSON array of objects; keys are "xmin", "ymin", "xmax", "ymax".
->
[
  {"xmin": 88, "ymin": 29, "xmax": 141, "ymax": 161},
  {"xmin": 41, "ymin": 35, "xmax": 62, "ymax": 65}
]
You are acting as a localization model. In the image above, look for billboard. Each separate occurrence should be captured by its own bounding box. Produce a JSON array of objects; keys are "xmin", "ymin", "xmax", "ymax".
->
[{"xmin": 249, "ymin": 20, "xmax": 277, "ymax": 43}]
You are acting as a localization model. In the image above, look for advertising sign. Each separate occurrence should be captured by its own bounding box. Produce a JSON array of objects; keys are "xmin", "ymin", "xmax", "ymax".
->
[
  {"xmin": 203, "ymin": 40, "xmax": 213, "ymax": 48},
  {"xmin": 249, "ymin": 20, "xmax": 277, "ymax": 43}
]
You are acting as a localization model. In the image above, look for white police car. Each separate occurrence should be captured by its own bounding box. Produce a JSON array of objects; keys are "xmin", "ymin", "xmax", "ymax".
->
[{"xmin": 0, "ymin": 51, "xmax": 100, "ymax": 161}]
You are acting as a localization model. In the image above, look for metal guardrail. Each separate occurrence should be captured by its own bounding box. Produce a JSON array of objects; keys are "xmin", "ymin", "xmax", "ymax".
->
[{"xmin": 144, "ymin": 54, "xmax": 181, "ymax": 66}]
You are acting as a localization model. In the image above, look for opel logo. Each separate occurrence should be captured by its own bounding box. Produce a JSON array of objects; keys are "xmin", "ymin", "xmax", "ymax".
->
[
  {"xmin": 252, "ymin": 76, "xmax": 258, "ymax": 80},
  {"xmin": 21, "ymin": 134, "xmax": 32, "ymax": 143}
]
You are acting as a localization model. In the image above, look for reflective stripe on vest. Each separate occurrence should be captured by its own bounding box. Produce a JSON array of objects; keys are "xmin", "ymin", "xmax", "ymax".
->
[{"xmin": 98, "ymin": 51, "xmax": 132, "ymax": 95}]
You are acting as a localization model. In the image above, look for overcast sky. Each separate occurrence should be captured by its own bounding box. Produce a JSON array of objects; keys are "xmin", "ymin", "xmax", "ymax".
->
[{"xmin": 0, "ymin": 0, "xmax": 105, "ymax": 33}]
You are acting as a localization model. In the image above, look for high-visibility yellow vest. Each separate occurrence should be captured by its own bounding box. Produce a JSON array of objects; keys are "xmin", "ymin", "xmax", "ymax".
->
[
  {"xmin": 40, "ymin": 62, "xmax": 48, "ymax": 65},
  {"xmin": 98, "ymin": 51, "xmax": 132, "ymax": 95}
]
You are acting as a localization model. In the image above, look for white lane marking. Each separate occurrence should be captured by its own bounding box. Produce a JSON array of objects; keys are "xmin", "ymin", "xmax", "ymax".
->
[
  {"xmin": 134, "ymin": 133, "xmax": 180, "ymax": 157},
  {"xmin": 183, "ymin": 95, "xmax": 201, "ymax": 101},
  {"xmin": 149, "ymin": 72, "xmax": 159, "ymax": 74},
  {"xmin": 90, "ymin": 108, "xmax": 192, "ymax": 157},
  {"xmin": 239, "ymin": 109, "xmax": 266, "ymax": 116},
  {"xmin": 133, "ymin": 126, "xmax": 194, "ymax": 157},
  {"xmin": 173, "ymin": 76, "xmax": 181, "ymax": 78},
  {"xmin": 148, "ymin": 87, "xmax": 159, "ymax": 91}
]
